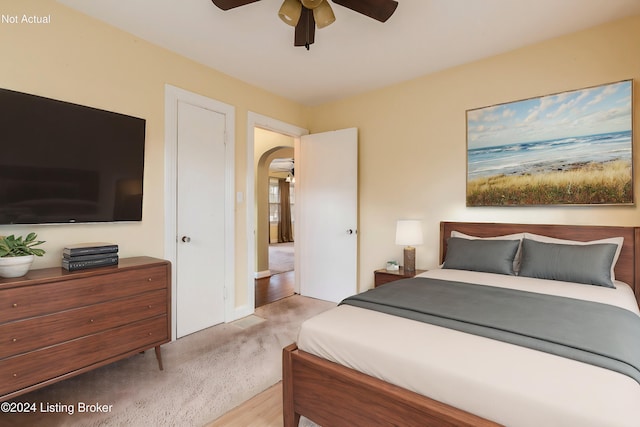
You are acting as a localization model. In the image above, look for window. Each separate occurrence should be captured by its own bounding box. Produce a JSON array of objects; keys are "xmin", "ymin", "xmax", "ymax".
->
[
  {"xmin": 269, "ymin": 178, "xmax": 279, "ymax": 223},
  {"xmin": 269, "ymin": 178, "xmax": 295, "ymax": 223}
]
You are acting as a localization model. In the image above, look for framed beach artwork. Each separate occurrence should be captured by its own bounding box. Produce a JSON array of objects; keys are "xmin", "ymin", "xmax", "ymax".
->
[{"xmin": 466, "ymin": 79, "xmax": 633, "ymax": 206}]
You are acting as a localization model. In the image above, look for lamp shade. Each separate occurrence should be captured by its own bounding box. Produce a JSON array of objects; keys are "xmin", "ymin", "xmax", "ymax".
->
[
  {"xmin": 395, "ymin": 220, "xmax": 423, "ymax": 246},
  {"xmin": 278, "ymin": 0, "xmax": 302, "ymax": 26},
  {"xmin": 313, "ymin": 0, "xmax": 335, "ymax": 28}
]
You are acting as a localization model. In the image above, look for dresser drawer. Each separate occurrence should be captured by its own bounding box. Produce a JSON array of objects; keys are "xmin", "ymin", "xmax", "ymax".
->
[
  {"xmin": 0, "ymin": 266, "xmax": 167, "ymax": 323},
  {"xmin": 0, "ymin": 315, "xmax": 168, "ymax": 397},
  {"xmin": 0, "ymin": 289, "xmax": 167, "ymax": 359}
]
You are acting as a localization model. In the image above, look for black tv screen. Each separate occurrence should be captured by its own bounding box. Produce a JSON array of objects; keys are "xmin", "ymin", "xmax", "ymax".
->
[{"xmin": 0, "ymin": 88, "xmax": 145, "ymax": 224}]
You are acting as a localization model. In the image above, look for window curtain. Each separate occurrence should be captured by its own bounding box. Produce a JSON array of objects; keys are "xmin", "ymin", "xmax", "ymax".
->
[{"xmin": 278, "ymin": 179, "xmax": 294, "ymax": 243}]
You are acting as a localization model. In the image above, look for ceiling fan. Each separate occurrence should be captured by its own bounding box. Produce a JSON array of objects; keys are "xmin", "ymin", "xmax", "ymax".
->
[{"xmin": 211, "ymin": 0, "xmax": 399, "ymax": 50}]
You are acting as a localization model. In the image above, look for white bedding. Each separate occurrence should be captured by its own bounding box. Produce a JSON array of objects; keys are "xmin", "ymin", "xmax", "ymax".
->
[{"xmin": 297, "ymin": 269, "xmax": 640, "ymax": 427}]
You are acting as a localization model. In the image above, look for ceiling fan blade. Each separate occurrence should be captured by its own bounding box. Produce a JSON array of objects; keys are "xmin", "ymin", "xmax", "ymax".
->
[
  {"xmin": 211, "ymin": 0, "xmax": 261, "ymax": 11},
  {"xmin": 331, "ymin": 0, "xmax": 398, "ymax": 22},
  {"xmin": 295, "ymin": 7, "xmax": 316, "ymax": 49}
]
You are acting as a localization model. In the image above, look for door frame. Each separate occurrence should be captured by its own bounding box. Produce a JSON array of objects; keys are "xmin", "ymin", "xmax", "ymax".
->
[
  {"xmin": 164, "ymin": 84, "xmax": 235, "ymax": 340},
  {"xmin": 246, "ymin": 112, "xmax": 308, "ymax": 314}
]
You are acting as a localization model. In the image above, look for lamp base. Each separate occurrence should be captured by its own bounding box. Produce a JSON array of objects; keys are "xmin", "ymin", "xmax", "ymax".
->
[{"xmin": 403, "ymin": 246, "xmax": 416, "ymax": 274}]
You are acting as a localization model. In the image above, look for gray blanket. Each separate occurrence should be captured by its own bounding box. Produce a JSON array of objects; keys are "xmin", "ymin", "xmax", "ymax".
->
[{"xmin": 340, "ymin": 277, "xmax": 640, "ymax": 384}]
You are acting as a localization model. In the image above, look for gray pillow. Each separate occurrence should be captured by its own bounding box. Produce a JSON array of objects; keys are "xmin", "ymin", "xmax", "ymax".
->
[
  {"xmin": 519, "ymin": 239, "xmax": 618, "ymax": 288},
  {"xmin": 443, "ymin": 237, "xmax": 520, "ymax": 275}
]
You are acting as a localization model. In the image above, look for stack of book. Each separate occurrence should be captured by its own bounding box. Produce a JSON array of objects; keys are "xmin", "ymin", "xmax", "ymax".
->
[{"xmin": 62, "ymin": 242, "xmax": 119, "ymax": 271}]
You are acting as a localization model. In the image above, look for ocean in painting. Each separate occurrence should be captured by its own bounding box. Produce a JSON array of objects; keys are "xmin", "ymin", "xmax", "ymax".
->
[{"xmin": 467, "ymin": 130, "xmax": 632, "ymax": 181}]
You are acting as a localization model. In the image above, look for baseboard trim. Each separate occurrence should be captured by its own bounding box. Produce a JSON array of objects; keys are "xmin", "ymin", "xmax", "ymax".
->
[{"xmin": 254, "ymin": 270, "xmax": 271, "ymax": 279}]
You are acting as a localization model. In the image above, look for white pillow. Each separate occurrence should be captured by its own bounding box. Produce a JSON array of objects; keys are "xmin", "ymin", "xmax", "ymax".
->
[
  {"xmin": 450, "ymin": 231, "xmax": 525, "ymax": 273},
  {"xmin": 524, "ymin": 233, "xmax": 623, "ymax": 280}
]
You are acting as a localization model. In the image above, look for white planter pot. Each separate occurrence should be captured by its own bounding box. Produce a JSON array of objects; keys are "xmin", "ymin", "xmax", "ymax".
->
[{"xmin": 0, "ymin": 255, "xmax": 35, "ymax": 278}]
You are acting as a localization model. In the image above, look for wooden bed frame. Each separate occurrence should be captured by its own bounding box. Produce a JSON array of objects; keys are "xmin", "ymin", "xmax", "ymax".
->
[{"xmin": 283, "ymin": 222, "xmax": 640, "ymax": 426}]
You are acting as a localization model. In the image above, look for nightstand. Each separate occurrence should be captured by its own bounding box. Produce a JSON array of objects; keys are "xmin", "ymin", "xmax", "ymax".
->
[{"xmin": 374, "ymin": 267, "xmax": 427, "ymax": 287}]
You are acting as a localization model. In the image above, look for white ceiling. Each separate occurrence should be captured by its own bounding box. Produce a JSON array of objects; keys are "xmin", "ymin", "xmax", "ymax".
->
[{"xmin": 57, "ymin": 0, "xmax": 640, "ymax": 106}]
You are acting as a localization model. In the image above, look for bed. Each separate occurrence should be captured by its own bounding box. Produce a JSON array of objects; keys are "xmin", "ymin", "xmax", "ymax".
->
[{"xmin": 282, "ymin": 222, "xmax": 640, "ymax": 427}]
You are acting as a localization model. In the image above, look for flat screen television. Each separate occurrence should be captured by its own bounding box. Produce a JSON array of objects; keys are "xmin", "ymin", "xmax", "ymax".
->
[{"xmin": 0, "ymin": 88, "xmax": 146, "ymax": 224}]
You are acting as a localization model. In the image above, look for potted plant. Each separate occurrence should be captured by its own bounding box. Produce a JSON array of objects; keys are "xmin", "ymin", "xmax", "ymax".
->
[{"xmin": 0, "ymin": 233, "xmax": 46, "ymax": 278}]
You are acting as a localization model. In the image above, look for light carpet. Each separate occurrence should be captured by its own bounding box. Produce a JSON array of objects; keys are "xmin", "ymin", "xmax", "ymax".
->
[
  {"xmin": 1, "ymin": 295, "xmax": 335, "ymax": 427},
  {"xmin": 269, "ymin": 243, "xmax": 294, "ymax": 274}
]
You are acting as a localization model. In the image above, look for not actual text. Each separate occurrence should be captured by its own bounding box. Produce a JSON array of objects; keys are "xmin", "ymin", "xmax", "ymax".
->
[{"xmin": 1, "ymin": 14, "xmax": 52, "ymax": 24}]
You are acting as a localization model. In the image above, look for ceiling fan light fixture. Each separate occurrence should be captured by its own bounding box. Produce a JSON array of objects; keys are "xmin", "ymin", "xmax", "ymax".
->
[
  {"xmin": 313, "ymin": 0, "xmax": 335, "ymax": 29},
  {"xmin": 212, "ymin": 0, "xmax": 400, "ymax": 49},
  {"xmin": 278, "ymin": 0, "xmax": 302, "ymax": 27},
  {"xmin": 300, "ymin": 0, "xmax": 324, "ymax": 9}
]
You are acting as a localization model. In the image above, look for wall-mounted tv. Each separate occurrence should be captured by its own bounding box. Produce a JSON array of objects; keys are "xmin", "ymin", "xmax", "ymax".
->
[{"xmin": 0, "ymin": 88, "xmax": 146, "ymax": 225}]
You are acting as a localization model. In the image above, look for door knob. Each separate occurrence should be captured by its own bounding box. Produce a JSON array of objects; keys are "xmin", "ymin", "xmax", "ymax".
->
[
  {"xmin": 181, "ymin": 236, "xmax": 191, "ymax": 243},
  {"xmin": 347, "ymin": 229, "xmax": 354, "ymax": 235}
]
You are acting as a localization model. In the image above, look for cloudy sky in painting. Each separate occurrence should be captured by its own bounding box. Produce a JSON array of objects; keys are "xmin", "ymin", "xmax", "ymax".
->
[{"xmin": 467, "ymin": 80, "xmax": 632, "ymax": 149}]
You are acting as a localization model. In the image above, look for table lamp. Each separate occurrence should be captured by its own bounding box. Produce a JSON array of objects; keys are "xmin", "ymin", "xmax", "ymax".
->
[{"xmin": 395, "ymin": 220, "xmax": 423, "ymax": 274}]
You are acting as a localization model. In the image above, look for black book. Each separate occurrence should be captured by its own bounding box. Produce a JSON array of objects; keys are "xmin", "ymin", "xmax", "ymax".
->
[
  {"xmin": 62, "ymin": 252, "xmax": 118, "ymax": 262},
  {"xmin": 62, "ymin": 251, "xmax": 118, "ymax": 261},
  {"xmin": 62, "ymin": 255, "xmax": 119, "ymax": 271},
  {"xmin": 63, "ymin": 242, "xmax": 119, "ymax": 257}
]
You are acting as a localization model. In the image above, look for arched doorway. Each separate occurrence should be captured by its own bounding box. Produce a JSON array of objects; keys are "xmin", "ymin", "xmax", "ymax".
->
[{"xmin": 255, "ymin": 135, "xmax": 295, "ymax": 306}]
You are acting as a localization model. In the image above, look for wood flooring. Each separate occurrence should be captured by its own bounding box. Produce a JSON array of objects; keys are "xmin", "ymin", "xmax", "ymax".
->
[
  {"xmin": 205, "ymin": 382, "xmax": 283, "ymax": 427},
  {"xmin": 255, "ymin": 270, "xmax": 295, "ymax": 308}
]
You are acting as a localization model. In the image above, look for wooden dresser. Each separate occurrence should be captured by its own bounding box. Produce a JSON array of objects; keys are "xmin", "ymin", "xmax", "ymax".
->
[{"xmin": 0, "ymin": 256, "xmax": 171, "ymax": 402}]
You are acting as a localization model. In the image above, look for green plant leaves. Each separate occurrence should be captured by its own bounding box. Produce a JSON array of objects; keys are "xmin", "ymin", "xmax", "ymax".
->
[{"xmin": 0, "ymin": 234, "xmax": 46, "ymax": 257}]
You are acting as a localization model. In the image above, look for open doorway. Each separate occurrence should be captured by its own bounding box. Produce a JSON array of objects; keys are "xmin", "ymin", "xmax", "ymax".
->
[
  {"xmin": 246, "ymin": 114, "xmax": 357, "ymax": 312},
  {"xmin": 267, "ymin": 156, "xmax": 295, "ymax": 274},
  {"xmin": 254, "ymin": 129, "xmax": 296, "ymax": 307}
]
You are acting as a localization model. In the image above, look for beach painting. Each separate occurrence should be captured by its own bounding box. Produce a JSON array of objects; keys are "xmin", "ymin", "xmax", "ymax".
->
[{"xmin": 466, "ymin": 80, "xmax": 633, "ymax": 206}]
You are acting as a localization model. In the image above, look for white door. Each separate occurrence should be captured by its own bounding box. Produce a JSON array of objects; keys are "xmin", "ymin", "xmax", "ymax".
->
[
  {"xmin": 297, "ymin": 128, "xmax": 358, "ymax": 303},
  {"xmin": 176, "ymin": 100, "xmax": 226, "ymax": 338}
]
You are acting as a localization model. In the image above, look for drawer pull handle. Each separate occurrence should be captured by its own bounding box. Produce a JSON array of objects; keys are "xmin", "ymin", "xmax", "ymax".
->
[
  {"xmin": 13, "ymin": 373, "xmax": 17, "ymax": 377},
  {"xmin": 148, "ymin": 305, "xmax": 152, "ymax": 309},
  {"xmin": 12, "ymin": 303, "xmax": 18, "ymax": 308},
  {"xmin": 148, "ymin": 332, "xmax": 152, "ymax": 336},
  {"xmin": 148, "ymin": 278, "xmax": 152, "ymax": 282},
  {"xmin": 90, "ymin": 319, "xmax": 94, "ymax": 323},
  {"xmin": 12, "ymin": 338, "xmax": 17, "ymax": 342}
]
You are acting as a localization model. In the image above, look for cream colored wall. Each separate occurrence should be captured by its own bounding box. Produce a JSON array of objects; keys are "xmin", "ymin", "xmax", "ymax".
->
[
  {"xmin": 3, "ymin": 1, "xmax": 639, "ymax": 306},
  {"xmin": 0, "ymin": 0, "xmax": 306, "ymax": 309},
  {"xmin": 306, "ymin": 15, "xmax": 640, "ymax": 292},
  {"xmin": 254, "ymin": 128, "xmax": 296, "ymax": 167}
]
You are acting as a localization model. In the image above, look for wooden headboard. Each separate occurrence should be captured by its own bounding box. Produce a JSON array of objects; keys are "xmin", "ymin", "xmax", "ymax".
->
[{"xmin": 440, "ymin": 222, "xmax": 640, "ymax": 307}]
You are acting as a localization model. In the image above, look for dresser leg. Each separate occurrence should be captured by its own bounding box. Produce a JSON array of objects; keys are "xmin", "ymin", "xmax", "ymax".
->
[{"xmin": 154, "ymin": 345, "xmax": 164, "ymax": 370}]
